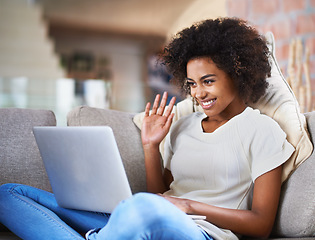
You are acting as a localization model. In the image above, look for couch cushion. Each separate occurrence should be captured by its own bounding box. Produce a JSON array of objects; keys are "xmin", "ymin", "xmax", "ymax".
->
[
  {"xmin": 67, "ymin": 106, "xmax": 146, "ymax": 194},
  {"xmin": 271, "ymin": 111, "xmax": 315, "ymax": 237},
  {"xmin": 0, "ymin": 108, "xmax": 56, "ymax": 192}
]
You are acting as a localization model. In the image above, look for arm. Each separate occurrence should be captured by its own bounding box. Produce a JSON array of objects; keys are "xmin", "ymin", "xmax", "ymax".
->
[
  {"xmin": 141, "ymin": 92, "xmax": 176, "ymax": 193},
  {"xmin": 163, "ymin": 166, "xmax": 283, "ymax": 238}
]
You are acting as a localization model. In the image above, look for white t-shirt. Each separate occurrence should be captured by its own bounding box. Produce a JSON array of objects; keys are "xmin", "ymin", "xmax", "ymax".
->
[{"xmin": 163, "ymin": 107, "xmax": 294, "ymax": 240}]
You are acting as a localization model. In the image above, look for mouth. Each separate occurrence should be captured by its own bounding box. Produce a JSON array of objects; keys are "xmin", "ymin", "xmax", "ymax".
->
[{"xmin": 199, "ymin": 98, "xmax": 216, "ymax": 109}]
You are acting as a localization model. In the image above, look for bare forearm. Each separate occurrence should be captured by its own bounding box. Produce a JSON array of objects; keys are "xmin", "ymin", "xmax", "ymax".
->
[
  {"xmin": 162, "ymin": 166, "xmax": 282, "ymax": 238},
  {"xmin": 187, "ymin": 201, "xmax": 274, "ymax": 238},
  {"xmin": 143, "ymin": 144, "xmax": 169, "ymax": 193}
]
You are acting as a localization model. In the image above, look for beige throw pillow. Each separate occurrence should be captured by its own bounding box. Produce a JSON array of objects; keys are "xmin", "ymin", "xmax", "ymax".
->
[{"xmin": 251, "ymin": 32, "xmax": 313, "ymax": 182}]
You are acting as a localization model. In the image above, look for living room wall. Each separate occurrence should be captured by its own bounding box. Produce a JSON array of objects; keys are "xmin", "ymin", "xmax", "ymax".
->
[
  {"xmin": 226, "ymin": 0, "xmax": 315, "ymax": 111},
  {"xmin": 50, "ymin": 29, "xmax": 153, "ymax": 113}
]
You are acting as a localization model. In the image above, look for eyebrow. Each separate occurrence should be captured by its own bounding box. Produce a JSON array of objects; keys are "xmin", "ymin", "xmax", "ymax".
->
[{"xmin": 186, "ymin": 74, "xmax": 216, "ymax": 81}]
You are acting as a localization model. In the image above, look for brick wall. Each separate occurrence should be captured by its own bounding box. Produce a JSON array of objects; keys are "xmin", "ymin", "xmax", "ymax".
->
[{"xmin": 226, "ymin": 0, "xmax": 315, "ymax": 111}]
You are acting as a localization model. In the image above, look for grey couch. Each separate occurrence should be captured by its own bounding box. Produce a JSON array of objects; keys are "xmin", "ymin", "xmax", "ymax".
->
[{"xmin": 0, "ymin": 106, "xmax": 314, "ymax": 240}]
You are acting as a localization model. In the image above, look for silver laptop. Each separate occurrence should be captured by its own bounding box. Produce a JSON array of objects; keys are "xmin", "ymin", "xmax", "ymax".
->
[{"xmin": 33, "ymin": 126, "xmax": 132, "ymax": 213}]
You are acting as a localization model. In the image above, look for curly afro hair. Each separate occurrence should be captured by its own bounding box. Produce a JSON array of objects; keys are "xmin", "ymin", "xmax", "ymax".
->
[{"xmin": 161, "ymin": 17, "xmax": 271, "ymax": 104}]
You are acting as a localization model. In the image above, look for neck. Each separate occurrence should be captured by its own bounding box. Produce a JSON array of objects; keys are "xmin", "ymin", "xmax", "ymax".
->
[{"xmin": 202, "ymin": 101, "xmax": 247, "ymax": 133}]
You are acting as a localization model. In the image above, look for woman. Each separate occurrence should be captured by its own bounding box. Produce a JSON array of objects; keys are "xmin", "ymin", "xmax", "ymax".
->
[{"xmin": 0, "ymin": 18, "xmax": 294, "ymax": 240}]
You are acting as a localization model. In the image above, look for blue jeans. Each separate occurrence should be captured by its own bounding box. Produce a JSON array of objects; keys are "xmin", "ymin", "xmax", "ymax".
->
[{"xmin": 0, "ymin": 183, "xmax": 213, "ymax": 240}]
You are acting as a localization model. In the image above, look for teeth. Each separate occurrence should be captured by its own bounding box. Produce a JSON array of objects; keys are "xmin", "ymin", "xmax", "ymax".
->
[{"xmin": 202, "ymin": 99, "xmax": 215, "ymax": 106}]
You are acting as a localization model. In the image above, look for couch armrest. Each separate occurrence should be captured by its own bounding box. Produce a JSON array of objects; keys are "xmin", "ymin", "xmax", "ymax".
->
[
  {"xmin": 271, "ymin": 111, "xmax": 315, "ymax": 238},
  {"xmin": 67, "ymin": 106, "xmax": 146, "ymax": 193}
]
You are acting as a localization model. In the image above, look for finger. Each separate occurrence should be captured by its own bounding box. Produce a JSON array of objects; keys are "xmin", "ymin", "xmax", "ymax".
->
[
  {"xmin": 157, "ymin": 92, "xmax": 168, "ymax": 115},
  {"xmin": 144, "ymin": 102, "xmax": 151, "ymax": 117},
  {"xmin": 151, "ymin": 94, "xmax": 160, "ymax": 115},
  {"xmin": 164, "ymin": 96, "xmax": 176, "ymax": 117},
  {"xmin": 164, "ymin": 113, "xmax": 175, "ymax": 130}
]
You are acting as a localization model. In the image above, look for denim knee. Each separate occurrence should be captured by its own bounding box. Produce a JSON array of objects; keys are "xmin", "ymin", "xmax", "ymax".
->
[
  {"xmin": 93, "ymin": 192, "xmax": 208, "ymax": 240},
  {"xmin": 0, "ymin": 183, "xmax": 35, "ymax": 200},
  {"xmin": 0, "ymin": 183, "xmax": 18, "ymax": 191},
  {"xmin": 123, "ymin": 192, "xmax": 169, "ymax": 217},
  {"xmin": 0, "ymin": 183, "xmax": 20, "ymax": 198},
  {"xmin": 117, "ymin": 192, "xmax": 185, "ymax": 227},
  {"xmin": 0, "ymin": 183, "xmax": 24, "ymax": 224}
]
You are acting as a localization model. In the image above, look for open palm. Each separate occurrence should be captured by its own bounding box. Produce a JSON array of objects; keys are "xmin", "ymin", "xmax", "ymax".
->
[{"xmin": 141, "ymin": 92, "xmax": 176, "ymax": 147}]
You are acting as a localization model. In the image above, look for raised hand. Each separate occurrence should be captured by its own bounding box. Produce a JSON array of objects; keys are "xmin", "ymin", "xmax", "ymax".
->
[{"xmin": 141, "ymin": 92, "xmax": 176, "ymax": 148}]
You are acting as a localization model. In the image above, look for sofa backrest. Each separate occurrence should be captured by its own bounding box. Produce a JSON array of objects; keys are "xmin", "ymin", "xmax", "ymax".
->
[
  {"xmin": 67, "ymin": 106, "xmax": 146, "ymax": 194},
  {"xmin": 0, "ymin": 108, "xmax": 56, "ymax": 192}
]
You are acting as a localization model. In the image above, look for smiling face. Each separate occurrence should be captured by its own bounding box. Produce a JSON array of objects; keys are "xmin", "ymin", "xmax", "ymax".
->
[{"xmin": 186, "ymin": 57, "xmax": 246, "ymax": 122}]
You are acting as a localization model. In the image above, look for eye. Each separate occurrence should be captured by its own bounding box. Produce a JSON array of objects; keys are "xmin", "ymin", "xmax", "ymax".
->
[
  {"xmin": 186, "ymin": 80, "xmax": 196, "ymax": 88},
  {"xmin": 203, "ymin": 79, "xmax": 215, "ymax": 85}
]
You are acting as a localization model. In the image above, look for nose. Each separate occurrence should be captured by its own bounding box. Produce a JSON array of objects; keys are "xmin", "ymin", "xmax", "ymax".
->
[{"xmin": 193, "ymin": 85, "xmax": 207, "ymax": 99}]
